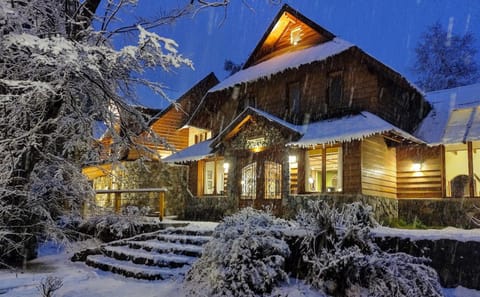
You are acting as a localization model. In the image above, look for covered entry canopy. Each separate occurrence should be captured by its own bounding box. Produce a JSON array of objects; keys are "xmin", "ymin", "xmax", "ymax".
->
[{"xmin": 288, "ymin": 111, "xmax": 424, "ymax": 147}]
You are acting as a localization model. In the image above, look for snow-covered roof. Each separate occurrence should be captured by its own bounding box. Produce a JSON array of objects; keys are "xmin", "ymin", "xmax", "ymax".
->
[
  {"xmin": 288, "ymin": 111, "xmax": 423, "ymax": 147},
  {"xmin": 162, "ymin": 140, "xmax": 213, "ymax": 163},
  {"xmin": 238, "ymin": 107, "xmax": 300, "ymax": 133},
  {"xmin": 170, "ymin": 109, "xmax": 422, "ymax": 163},
  {"xmin": 209, "ymin": 38, "xmax": 353, "ymax": 93},
  {"xmin": 211, "ymin": 106, "xmax": 302, "ymax": 149},
  {"xmin": 415, "ymin": 83, "xmax": 480, "ymax": 145}
]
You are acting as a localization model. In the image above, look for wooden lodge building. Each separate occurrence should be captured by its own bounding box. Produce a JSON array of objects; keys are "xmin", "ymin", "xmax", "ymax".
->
[{"xmin": 85, "ymin": 5, "xmax": 480, "ymax": 226}]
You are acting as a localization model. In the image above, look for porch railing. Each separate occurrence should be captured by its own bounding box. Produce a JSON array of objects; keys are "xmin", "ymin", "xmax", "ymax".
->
[{"xmin": 95, "ymin": 188, "xmax": 168, "ymax": 220}]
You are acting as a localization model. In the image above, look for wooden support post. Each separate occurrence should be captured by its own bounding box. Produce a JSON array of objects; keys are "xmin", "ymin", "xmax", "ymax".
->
[
  {"xmin": 468, "ymin": 141, "xmax": 474, "ymax": 198},
  {"xmin": 114, "ymin": 192, "xmax": 121, "ymax": 213},
  {"xmin": 159, "ymin": 191, "xmax": 165, "ymax": 221},
  {"xmin": 321, "ymin": 149, "xmax": 327, "ymax": 193}
]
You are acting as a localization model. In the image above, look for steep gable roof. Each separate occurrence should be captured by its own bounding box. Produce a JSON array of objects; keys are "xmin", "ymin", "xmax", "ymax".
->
[
  {"xmin": 211, "ymin": 106, "xmax": 302, "ymax": 148},
  {"xmin": 148, "ymin": 72, "xmax": 219, "ymax": 127},
  {"xmin": 243, "ymin": 4, "xmax": 335, "ymax": 69}
]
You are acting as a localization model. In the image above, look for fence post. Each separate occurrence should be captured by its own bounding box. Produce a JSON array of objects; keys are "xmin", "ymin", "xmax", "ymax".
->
[
  {"xmin": 114, "ymin": 192, "xmax": 121, "ymax": 213},
  {"xmin": 159, "ymin": 191, "xmax": 165, "ymax": 221}
]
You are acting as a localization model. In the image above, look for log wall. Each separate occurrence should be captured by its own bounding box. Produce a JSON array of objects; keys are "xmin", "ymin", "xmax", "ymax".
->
[
  {"xmin": 361, "ymin": 136, "xmax": 397, "ymax": 198},
  {"xmin": 342, "ymin": 140, "xmax": 362, "ymax": 194},
  {"xmin": 396, "ymin": 146, "xmax": 443, "ymax": 198}
]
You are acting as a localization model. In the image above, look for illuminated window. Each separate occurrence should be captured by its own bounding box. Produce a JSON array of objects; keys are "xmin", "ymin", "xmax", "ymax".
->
[
  {"xmin": 445, "ymin": 144, "xmax": 470, "ymax": 197},
  {"xmin": 202, "ymin": 159, "xmax": 227, "ymax": 195},
  {"xmin": 195, "ymin": 132, "xmax": 210, "ymax": 144},
  {"xmin": 289, "ymin": 155, "xmax": 298, "ymax": 194},
  {"xmin": 241, "ymin": 162, "xmax": 257, "ymax": 199},
  {"xmin": 306, "ymin": 147, "xmax": 342, "ymax": 193},
  {"xmin": 265, "ymin": 161, "xmax": 282, "ymax": 199}
]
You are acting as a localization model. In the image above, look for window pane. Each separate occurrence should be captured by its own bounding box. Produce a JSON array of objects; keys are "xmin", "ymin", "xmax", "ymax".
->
[
  {"xmin": 306, "ymin": 149, "xmax": 322, "ymax": 192},
  {"xmin": 204, "ymin": 161, "xmax": 215, "ymax": 194},
  {"xmin": 445, "ymin": 144, "xmax": 469, "ymax": 197},
  {"xmin": 241, "ymin": 162, "xmax": 256, "ymax": 199},
  {"xmin": 216, "ymin": 160, "xmax": 225, "ymax": 195},
  {"xmin": 265, "ymin": 161, "xmax": 282, "ymax": 199},
  {"xmin": 326, "ymin": 147, "xmax": 342, "ymax": 192},
  {"xmin": 306, "ymin": 147, "xmax": 342, "ymax": 193},
  {"xmin": 288, "ymin": 155, "xmax": 298, "ymax": 194},
  {"xmin": 473, "ymin": 142, "xmax": 480, "ymax": 197}
]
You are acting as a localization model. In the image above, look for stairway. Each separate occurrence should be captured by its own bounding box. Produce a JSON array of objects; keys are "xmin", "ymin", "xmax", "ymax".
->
[{"xmin": 73, "ymin": 228, "xmax": 213, "ymax": 280}]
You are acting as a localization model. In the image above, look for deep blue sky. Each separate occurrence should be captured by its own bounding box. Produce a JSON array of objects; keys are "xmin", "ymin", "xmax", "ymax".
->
[{"xmin": 108, "ymin": 0, "xmax": 480, "ymax": 109}]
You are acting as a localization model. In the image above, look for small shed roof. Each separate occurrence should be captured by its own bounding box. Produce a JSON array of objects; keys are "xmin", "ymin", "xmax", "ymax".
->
[
  {"xmin": 162, "ymin": 139, "xmax": 214, "ymax": 163},
  {"xmin": 415, "ymin": 83, "xmax": 480, "ymax": 145}
]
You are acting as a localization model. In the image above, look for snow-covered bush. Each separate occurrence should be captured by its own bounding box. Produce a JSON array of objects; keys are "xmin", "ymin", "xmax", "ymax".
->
[
  {"xmin": 298, "ymin": 201, "xmax": 443, "ymax": 297},
  {"xmin": 78, "ymin": 209, "xmax": 148, "ymax": 242},
  {"xmin": 185, "ymin": 208, "xmax": 291, "ymax": 297}
]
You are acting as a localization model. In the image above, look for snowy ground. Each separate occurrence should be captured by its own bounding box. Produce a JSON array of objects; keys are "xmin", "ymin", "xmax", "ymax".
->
[{"xmin": 0, "ymin": 223, "xmax": 480, "ymax": 297}]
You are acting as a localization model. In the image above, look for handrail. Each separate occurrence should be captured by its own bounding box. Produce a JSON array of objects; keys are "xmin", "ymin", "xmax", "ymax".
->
[{"xmin": 95, "ymin": 188, "xmax": 168, "ymax": 220}]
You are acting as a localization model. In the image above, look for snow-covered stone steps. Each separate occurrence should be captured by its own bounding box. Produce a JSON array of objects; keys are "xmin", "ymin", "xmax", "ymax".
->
[
  {"xmin": 76, "ymin": 225, "xmax": 214, "ymax": 280},
  {"xmin": 126, "ymin": 240, "xmax": 204, "ymax": 257},
  {"xmin": 101, "ymin": 245, "xmax": 197, "ymax": 268},
  {"xmin": 161, "ymin": 228, "xmax": 213, "ymax": 237},
  {"xmin": 85, "ymin": 255, "xmax": 187, "ymax": 280},
  {"xmin": 156, "ymin": 233, "xmax": 212, "ymax": 245}
]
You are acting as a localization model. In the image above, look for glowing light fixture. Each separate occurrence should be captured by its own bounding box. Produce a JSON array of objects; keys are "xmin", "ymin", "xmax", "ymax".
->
[
  {"xmin": 412, "ymin": 163, "xmax": 422, "ymax": 172},
  {"xmin": 288, "ymin": 155, "xmax": 297, "ymax": 163},
  {"xmin": 223, "ymin": 162, "xmax": 230, "ymax": 173},
  {"xmin": 290, "ymin": 27, "xmax": 303, "ymax": 46},
  {"xmin": 308, "ymin": 177, "xmax": 314, "ymax": 184}
]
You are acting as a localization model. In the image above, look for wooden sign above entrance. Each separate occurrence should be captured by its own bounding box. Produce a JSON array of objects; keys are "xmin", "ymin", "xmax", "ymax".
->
[{"xmin": 246, "ymin": 137, "xmax": 267, "ymax": 151}]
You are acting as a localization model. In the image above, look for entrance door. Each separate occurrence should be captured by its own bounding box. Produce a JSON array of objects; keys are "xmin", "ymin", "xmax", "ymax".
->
[
  {"xmin": 241, "ymin": 162, "xmax": 257, "ymax": 199},
  {"xmin": 239, "ymin": 159, "xmax": 283, "ymax": 214}
]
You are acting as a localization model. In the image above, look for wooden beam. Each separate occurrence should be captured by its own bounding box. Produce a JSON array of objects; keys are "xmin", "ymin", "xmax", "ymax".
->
[
  {"xmin": 441, "ymin": 145, "xmax": 446, "ymax": 198},
  {"xmin": 468, "ymin": 141, "xmax": 474, "ymax": 198},
  {"xmin": 321, "ymin": 149, "xmax": 326, "ymax": 193},
  {"xmin": 114, "ymin": 192, "xmax": 121, "ymax": 213},
  {"xmin": 159, "ymin": 192, "xmax": 165, "ymax": 221}
]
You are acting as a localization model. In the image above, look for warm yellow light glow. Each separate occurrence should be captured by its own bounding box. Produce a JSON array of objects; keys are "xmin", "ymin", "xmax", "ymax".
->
[
  {"xmin": 412, "ymin": 163, "xmax": 422, "ymax": 171},
  {"xmin": 288, "ymin": 155, "xmax": 297, "ymax": 163},
  {"xmin": 308, "ymin": 177, "xmax": 314, "ymax": 184},
  {"xmin": 223, "ymin": 162, "xmax": 230, "ymax": 173},
  {"xmin": 290, "ymin": 27, "xmax": 303, "ymax": 46}
]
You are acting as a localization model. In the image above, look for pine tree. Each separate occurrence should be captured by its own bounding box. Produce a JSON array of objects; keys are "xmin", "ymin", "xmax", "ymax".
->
[{"xmin": 412, "ymin": 22, "xmax": 479, "ymax": 92}]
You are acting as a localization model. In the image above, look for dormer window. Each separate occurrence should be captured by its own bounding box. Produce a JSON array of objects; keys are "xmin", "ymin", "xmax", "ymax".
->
[{"xmin": 290, "ymin": 26, "xmax": 303, "ymax": 46}]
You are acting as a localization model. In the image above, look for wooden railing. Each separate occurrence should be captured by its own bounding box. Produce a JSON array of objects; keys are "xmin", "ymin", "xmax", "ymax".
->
[{"xmin": 95, "ymin": 188, "xmax": 168, "ymax": 220}]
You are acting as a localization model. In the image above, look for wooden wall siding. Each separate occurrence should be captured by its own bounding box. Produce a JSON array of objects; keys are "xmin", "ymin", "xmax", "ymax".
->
[
  {"xmin": 396, "ymin": 146, "xmax": 443, "ymax": 198},
  {"xmin": 150, "ymin": 110, "xmax": 190, "ymax": 149},
  {"xmin": 193, "ymin": 50, "xmax": 384, "ymax": 135},
  {"xmin": 246, "ymin": 8, "xmax": 332, "ymax": 68},
  {"xmin": 361, "ymin": 135, "xmax": 397, "ymax": 198},
  {"xmin": 376, "ymin": 74, "xmax": 430, "ymax": 133},
  {"xmin": 342, "ymin": 140, "xmax": 362, "ymax": 194},
  {"xmin": 254, "ymin": 17, "xmax": 326, "ymax": 65},
  {"xmin": 191, "ymin": 48, "xmax": 430, "ymax": 149}
]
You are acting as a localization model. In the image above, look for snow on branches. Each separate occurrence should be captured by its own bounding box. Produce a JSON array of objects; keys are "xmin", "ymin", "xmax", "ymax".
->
[
  {"xmin": 297, "ymin": 201, "xmax": 443, "ymax": 297},
  {"xmin": 0, "ymin": 0, "xmax": 193, "ymax": 265},
  {"xmin": 185, "ymin": 208, "xmax": 292, "ymax": 297}
]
